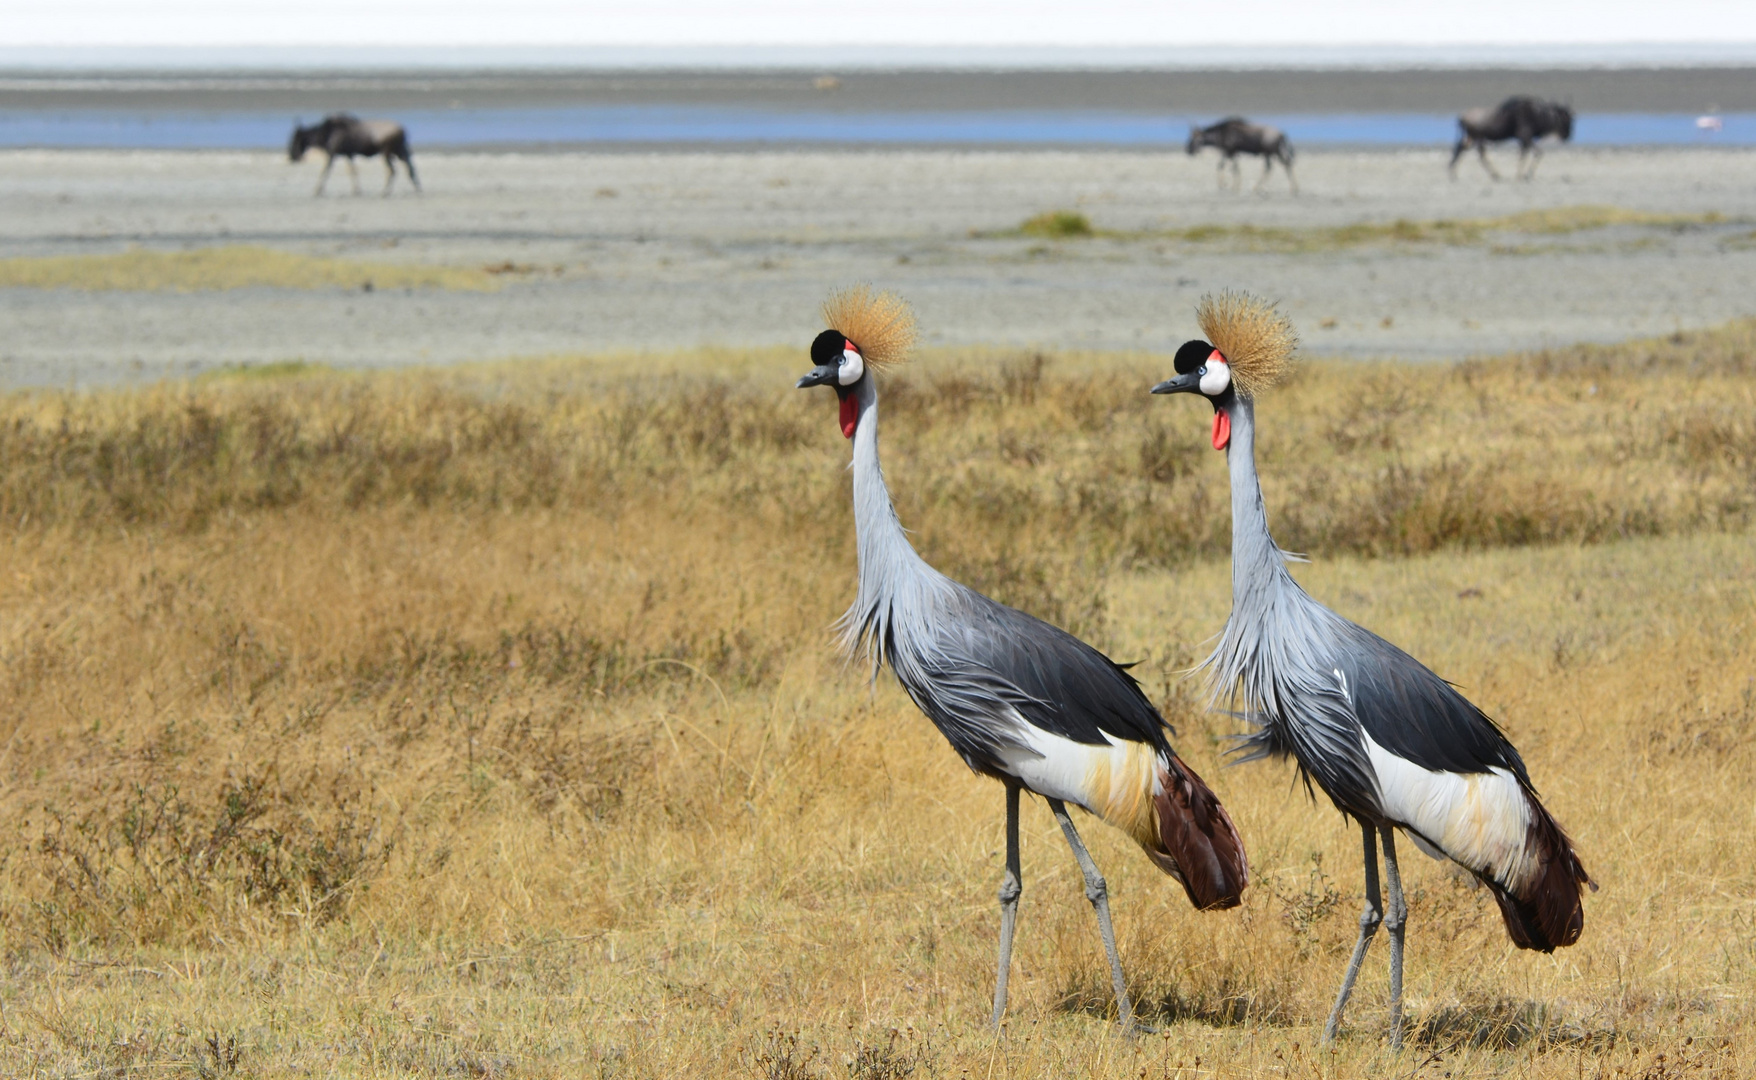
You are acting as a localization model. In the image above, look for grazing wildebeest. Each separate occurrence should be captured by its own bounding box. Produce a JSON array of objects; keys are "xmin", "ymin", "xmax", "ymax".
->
[
  {"xmin": 288, "ymin": 113, "xmax": 420, "ymax": 196},
  {"xmin": 1187, "ymin": 117, "xmax": 1298, "ymax": 194},
  {"xmin": 1449, "ymin": 97, "xmax": 1574, "ymax": 181}
]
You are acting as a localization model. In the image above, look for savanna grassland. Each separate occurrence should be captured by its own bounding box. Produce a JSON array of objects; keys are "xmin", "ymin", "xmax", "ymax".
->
[{"xmin": 0, "ymin": 322, "xmax": 1754, "ymax": 1078}]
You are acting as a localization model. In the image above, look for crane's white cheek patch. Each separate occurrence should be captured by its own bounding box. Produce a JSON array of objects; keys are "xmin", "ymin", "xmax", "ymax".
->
[
  {"xmin": 1199, "ymin": 361, "xmax": 1231, "ymax": 396},
  {"xmin": 837, "ymin": 349, "xmax": 864, "ymax": 386},
  {"xmin": 1362, "ymin": 732, "xmax": 1538, "ymax": 892}
]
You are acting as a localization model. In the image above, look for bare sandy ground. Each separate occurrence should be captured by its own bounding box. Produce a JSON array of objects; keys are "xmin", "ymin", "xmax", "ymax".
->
[{"xmin": 2, "ymin": 145, "xmax": 1755, "ymax": 386}]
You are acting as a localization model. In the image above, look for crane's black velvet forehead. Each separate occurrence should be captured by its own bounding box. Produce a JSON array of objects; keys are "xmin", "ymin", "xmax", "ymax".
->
[
  {"xmin": 811, "ymin": 329, "xmax": 848, "ymax": 366},
  {"xmin": 1174, "ymin": 339, "xmax": 1216, "ymax": 375}
]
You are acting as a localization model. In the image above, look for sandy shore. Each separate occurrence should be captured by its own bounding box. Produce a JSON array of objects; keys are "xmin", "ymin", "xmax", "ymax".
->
[{"xmin": 3, "ymin": 145, "xmax": 1755, "ymax": 386}]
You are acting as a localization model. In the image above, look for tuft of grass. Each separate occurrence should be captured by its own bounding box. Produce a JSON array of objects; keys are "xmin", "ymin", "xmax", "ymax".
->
[
  {"xmin": 0, "ymin": 245, "xmax": 497, "ymax": 292},
  {"xmin": 1018, "ymin": 209, "xmax": 1096, "ymax": 238},
  {"xmin": 1, "ymin": 322, "xmax": 1754, "ymax": 1074}
]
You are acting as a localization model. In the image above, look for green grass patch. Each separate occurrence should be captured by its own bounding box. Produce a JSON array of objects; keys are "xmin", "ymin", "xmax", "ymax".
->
[
  {"xmin": 0, "ymin": 245, "xmax": 498, "ymax": 292},
  {"xmin": 1018, "ymin": 210, "xmax": 1095, "ymax": 238},
  {"xmin": 197, "ymin": 360, "xmax": 334, "ymax": 383},
  {"xmin": 1152, "ymin": 206, "xmax": 1730, "ymax": 252},
  {"xmin": 984, "ymin": 204, "xmax": 1734, "ymax": 252}
]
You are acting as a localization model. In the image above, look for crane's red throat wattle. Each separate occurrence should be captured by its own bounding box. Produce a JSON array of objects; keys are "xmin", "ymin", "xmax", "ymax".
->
[
  {"xmin": 1212, "ymin": 410, "xmax": 1231, "ymax": 450},
  {"xmin": 840, "ymin": 395, "xmax": 859, "ymax": 438}
]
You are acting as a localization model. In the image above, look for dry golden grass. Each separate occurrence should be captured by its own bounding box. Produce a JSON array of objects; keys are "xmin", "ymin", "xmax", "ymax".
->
[
  {"xmin": 0, "ymin": 322, "xmax": 1753, "ymax": 1076},
  {"xmin": 0, "ymin": 245, "xmax": 496, "ymax": 292}
]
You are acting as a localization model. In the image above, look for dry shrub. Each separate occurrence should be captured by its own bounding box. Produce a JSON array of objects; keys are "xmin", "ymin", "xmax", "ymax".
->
[{"xmin": 25, "ymin": 767, "xmax": 390, "ymax": 950}]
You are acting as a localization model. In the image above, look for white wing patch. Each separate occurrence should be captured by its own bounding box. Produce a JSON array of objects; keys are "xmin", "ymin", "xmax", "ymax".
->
[
  {"xmin": 1361, "ymin": 731, "xmax": 1538, "ymax": 892},
  {"xmin": 993, "ymin": 724, "xmax": 1160, "ymax": 847}
]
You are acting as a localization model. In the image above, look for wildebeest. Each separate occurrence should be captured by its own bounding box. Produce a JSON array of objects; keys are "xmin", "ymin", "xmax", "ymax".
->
[
  {"xmin": 288, "ymin": 113, "xmax": 420, "ymax": 196},
  {"xmin": 1449, "ymin": 97, "xmax": 1574, "ymax": 180},
  {"xmin": 1187, "ymin": 117, "xmax": 1298, "ymax": 194}
]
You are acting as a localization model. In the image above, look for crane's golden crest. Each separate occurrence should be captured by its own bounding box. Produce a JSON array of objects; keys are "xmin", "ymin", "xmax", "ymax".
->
[
  {"xmin": 1196, "ymin": 291, "xmax": 1298, "ymax": 398},
  {"xmin": 822, "ymin": 285, "xmax": 918, "ymax": 371}
]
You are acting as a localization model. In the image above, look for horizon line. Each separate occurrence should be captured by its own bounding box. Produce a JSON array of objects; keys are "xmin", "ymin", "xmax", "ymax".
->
[{"xmin": 6, "ymin": 43, "xmax": 1756, "ymax": 73}]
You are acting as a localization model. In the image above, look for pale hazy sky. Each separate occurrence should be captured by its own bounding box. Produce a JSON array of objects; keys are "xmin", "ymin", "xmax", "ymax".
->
[{"xmin": 4, "ymin": 0, "xmax": 1755, "ymax": 49}]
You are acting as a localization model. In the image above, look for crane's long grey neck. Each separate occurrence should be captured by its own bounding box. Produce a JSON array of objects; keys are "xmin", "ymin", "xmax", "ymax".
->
[
  {"xmin": 849, "ymin": 378, "xmax": 916, "ymax": 575},
  {"xmin": 1206, "ymin": 394, "xmax": 1306, "ymax": 702},
  {"xmin": 1224, "ymin": 396, "xmax": 1294, "ymax": 597},
  {"xmin": 841, "ymin": 377, "xmax": 946, "ymax": 661}
]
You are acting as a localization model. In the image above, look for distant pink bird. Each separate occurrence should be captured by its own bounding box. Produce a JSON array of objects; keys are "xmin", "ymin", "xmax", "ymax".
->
[{"xmin": 1696, "ymin": 115, "xmax": 1724, "ymax": 133}]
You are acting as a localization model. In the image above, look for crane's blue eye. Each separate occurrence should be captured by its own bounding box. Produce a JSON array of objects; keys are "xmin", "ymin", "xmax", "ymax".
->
[{"xmin": 1198, "ymin": 366, "xmax": 1207, "ymax": 376}]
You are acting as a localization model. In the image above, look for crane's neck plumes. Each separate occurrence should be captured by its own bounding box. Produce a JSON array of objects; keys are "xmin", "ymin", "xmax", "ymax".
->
[{"xmin": 840, "ymin": 377, "xmax": 947, "ymax": 663}]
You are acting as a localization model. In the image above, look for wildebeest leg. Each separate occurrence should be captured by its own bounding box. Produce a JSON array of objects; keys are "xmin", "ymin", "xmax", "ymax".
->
[
  {"xmin": 1448, "ymin": 136, "xmax": 1469, "ymax": 178},
  {"xmin": 403, "ymin": 152, "xmax": 421, "ymax": 193},
  {"xmin": 314, "ymin": 153, "xmax": 335, "ymax": 196},
  {"xmin": 383, "ymin": 156, "xmax": 397, "ymax": 196},
  {"xmin": 347, "ymin": 156, "xmax": 361, "ymax": 196},
  {"xmin": 1476, "ymin": 142, "xmax": 1501, "ymax": 181},
  {"xmin": 1524, "ymin": 142, "xmax": 1543, "ymax": 180},
  {"xmin": 1215, "ymin": 155, "xmax": 1228, "ymax": 189},
  {"xmin": 1282, "ymin": 152, "xmax": 1299, "ymax": 195},
  {"xmin": 1254, "ymin": 155, "xmax": 1272, "ymax": 193},
  {"xmin": 1229, "ymin": 155, "xmax": 1242, "ymax": 191}
]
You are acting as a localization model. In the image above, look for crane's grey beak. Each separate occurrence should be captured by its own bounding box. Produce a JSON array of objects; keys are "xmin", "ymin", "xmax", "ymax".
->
[
  {"xmin": 796, "ymin": 365, "xmax": 838, "ymax": 388},
  {"xmin": 1151, "ymin": 372, "xmax": 1201, "ymax": 395}
]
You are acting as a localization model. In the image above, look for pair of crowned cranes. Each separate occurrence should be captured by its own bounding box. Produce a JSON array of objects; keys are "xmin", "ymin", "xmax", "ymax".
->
[{"xmin": 794, "ymin": 287, "xmax": 1593, "ymax": 1045}]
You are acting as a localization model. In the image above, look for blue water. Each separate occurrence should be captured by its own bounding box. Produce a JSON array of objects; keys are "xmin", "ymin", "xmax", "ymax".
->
[{"xmin": 2, "ymin": 107, "xmax": 1750, "ymax": 149}]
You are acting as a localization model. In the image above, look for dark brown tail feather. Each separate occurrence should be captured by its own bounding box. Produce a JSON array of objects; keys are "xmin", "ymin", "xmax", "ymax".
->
[
  {"xmin": 1489, "ymin": 790, "xmax": 1592, "ymax": 952},
  {"xmin": 1146, "ymin": 756, "xmax": 1249, "ymax": 910}
]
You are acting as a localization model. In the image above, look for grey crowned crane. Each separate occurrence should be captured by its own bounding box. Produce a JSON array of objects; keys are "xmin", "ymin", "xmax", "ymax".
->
[
  {"xmin": 1150, "ymin": 293, "xmax": 1593, "ymax": 1047},
  {"xmin": 797, "ymin": 286, "xmax": 1248, "ymax": 1032}
]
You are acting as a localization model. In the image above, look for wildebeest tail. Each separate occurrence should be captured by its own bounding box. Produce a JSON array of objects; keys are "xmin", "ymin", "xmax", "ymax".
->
[
  {"xmin": 1146, "ymin": 755, "xmax": 1248, "ymax": 910},
  {"xmin": 1486, "ymin": 790, "xmax": 1592, "ymax": 952}
]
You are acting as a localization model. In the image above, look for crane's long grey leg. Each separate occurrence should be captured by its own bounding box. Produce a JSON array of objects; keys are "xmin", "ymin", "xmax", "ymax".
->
[
  {"xmin": 991, "ymin": 783, "xmax": 1022, "ymax": 1030},
  {"xmin": 1380, "ymin": 826, "xmax": 1408, "ymax": 1050},
  {"xmin": 1323, "ymin": 820, "xmax": 1383, "ymax": 1042},
  {"xmin": 1046, "ymin": 798, "xmax": 1135, "ymax": 1033}
]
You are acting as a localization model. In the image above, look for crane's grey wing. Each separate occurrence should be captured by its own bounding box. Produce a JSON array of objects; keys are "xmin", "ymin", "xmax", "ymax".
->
[
  {"xmin": 894, "ymin": 589, "xmax": 1247, "ymax": 910},
  {"xmin": 946, "ymin": 590, "xmax": 1174, "ymax": 753},
  {"xmin": 1335, "ymin": 623, "xmax": 1529, "ymax": 782},
  {"xmin": 1332, "ymin": 621, "xmax": 1589, "ymax": 952}
]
